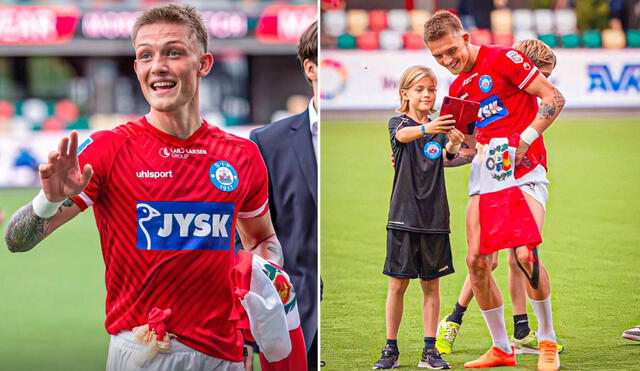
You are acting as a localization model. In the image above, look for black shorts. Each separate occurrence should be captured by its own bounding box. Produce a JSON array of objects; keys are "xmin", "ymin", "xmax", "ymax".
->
[{"xmin": 384, "ymin": 229, "xmax": 454, "ymax": 281}]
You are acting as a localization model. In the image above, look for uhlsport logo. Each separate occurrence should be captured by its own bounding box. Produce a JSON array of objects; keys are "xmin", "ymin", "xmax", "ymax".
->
[
  {"xmin": 262, "ymin": 262, "xmax": 297, "ymax": 315},
  {"xmin": 136, "ymin": 201, "xmax": 234, "ymax": 251},
  {"xmin": 476, "ymin": 94, "xmax": 508, "ymax": 128},
  {"xmin": 485, "ymin": 142, "xmax": 512, "ymax": 181},
  {"xmin": 479, "ymin": 75, "xmax": 493, "ymax": 93},
  {"xmin": 210, "ymin": 160, "xmax": 239, "ymax": 192},
  {"xmin": 136, "ymin": 170, "xmax": 173, "ymax": 180},
  {"xmin": 423, "ymin": 141, "xmax": 442, "ymax": 160}
]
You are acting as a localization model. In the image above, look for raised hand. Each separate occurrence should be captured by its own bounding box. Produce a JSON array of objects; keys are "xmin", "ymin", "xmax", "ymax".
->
[
  {"xmin": 39, "ymin": 131, "xmax": 93, "ymax": 202},
  {"xmin": 426, "ymin": 114, "xmax": 456, "ymax": 134}
]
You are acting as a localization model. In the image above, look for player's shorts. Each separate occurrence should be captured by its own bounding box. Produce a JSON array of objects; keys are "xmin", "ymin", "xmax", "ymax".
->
[
  {"xmin": 384, "ymin": 229, "xmax": 454, "ymax": 281},
  {"xmin": 468, "ymin": 156, "xmax": 550, "ymax": 209},
  {"xmin": 106, "ymin": 331, "xmax": 243, "ymax": 371}
]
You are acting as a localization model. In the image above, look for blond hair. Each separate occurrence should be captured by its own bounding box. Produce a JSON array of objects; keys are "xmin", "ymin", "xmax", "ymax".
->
[
  {"xmin": 396, "ymin": 66, "xmax": 437, "ymax": 114},
  {"xmin": 132, "ymin": 3, "xmax": 208, "ymax": 53},
  {"xmin": 512, "ymin": 39, "xmax": 557, "ymax": 69},
  {"xmin": 423, "ymin": 10, "xmax": 464, "ymax": 45}
]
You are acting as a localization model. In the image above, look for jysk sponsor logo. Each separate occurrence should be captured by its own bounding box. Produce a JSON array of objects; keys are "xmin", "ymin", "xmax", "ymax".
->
[
  {"xmin": 210, "ymin": 160, "xmax": 239, "ymax": 192},
  {"xmin": 159, "ymin": 147, "xmax": 207, "ymax": 159},
  {"xmin": 136, "ymin": 201, "xmax": 234, "ymax": 251},
  {"xmin": 479, "ymin": 75, "xmax": 493, "ymax": 93},
  {"xmin": 588, "ymin": 64, "xmax": 640, "ymax": 92},
  {"xmin": 423, "ymin": 141, "xmax": 442, "ymax": 160},
  {"xmin": 475, "ymin": 95, "xmax": 508, "ymax": 128},
  {"xmin": 136, "ymin": 170, "xmax": 173, "ymax": 179},
  {"xmin": 485, "ymin": 142, "xmax": 512, "ymax": 181}
]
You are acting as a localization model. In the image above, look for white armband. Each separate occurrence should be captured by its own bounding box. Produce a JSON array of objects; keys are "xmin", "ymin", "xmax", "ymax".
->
[
  {"xmin": 32, "ymin": 190, "xmax": 63, "ymax": 218},
  {"xmin": 520, "ymin": 126, "xmax": 540, "ymax": 145}
]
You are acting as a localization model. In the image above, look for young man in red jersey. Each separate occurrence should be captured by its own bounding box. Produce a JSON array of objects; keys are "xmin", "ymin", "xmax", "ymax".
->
[
  {"xmin": 423, "ymin": 10, "xmax": 565, "ymax": 371},
  {"xmin": 5, "ymin": 4, "xmax": 285, "ymax": 371}
]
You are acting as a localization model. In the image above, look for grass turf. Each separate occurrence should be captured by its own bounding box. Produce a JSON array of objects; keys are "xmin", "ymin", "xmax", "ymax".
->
[{"xmin": 320, "ymin": 118, "xmax": 640, "ymax": 370}]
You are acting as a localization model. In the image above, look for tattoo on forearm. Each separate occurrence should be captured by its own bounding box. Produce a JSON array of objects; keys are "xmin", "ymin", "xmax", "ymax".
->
[
  {"xmin": 5, "ymin": 203, "xmax": 48, "ymax": 253},
  {"xmin": 5, "ymin": 198, "xmax": 73, "ymax": 253},
  {"xmin": 537, "ymin": 87, "xmax": 565, "ymax": 120},
  {"xmin": 248, "ymin": 234, "xmax": 283, "ymax": 266},
  {"xmin": 445, "ymin": 153, "xmax": 475, "ymax": 167},
  {"xmin": 61, "ymin": 198, "xmax": 74, "ymax": 208}
]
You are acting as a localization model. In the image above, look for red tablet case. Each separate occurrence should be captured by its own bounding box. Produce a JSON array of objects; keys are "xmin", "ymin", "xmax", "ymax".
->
[{"xmin": 439, "ymin": 96, "xmax": 481, "ymax": 135}]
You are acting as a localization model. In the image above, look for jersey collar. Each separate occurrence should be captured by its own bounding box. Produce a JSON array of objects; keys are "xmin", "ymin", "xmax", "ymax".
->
[{"xmin": 141, "ymin": 115, "xmax": 212, "ymax": 146}]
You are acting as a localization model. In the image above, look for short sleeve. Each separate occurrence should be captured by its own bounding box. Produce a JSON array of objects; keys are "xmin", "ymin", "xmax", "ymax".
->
[
  {"xmin": 69, "ymin": 131, "xmax": 119, "ymax": 210},
  {"xmin": 497, "ymin": 49, "xmax": 540, "ymax": 91},
  {"xmin": 389, "ymin": 116, "xmax": 410, "ymax": 148},
  {"xmin": 238, "ymin": 142, "xmax": 269, "ymax": 219}
]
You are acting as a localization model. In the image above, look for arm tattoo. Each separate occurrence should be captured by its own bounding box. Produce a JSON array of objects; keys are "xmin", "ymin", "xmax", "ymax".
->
[
  {"xmin": 537, "ymin": 87, "xmax": 565, "ymax": 120},
  {"xmin": 5, "ymin": 203, "xmax": 49, "ymax": 253},
  {"xmin": 248, "ymin": 234, "xmax": 284, "ymax": 266},
  {"xmin": 4, "ymin": 198, "xmax": 74, "ymax": 253},
  {"xmin": 444, "ymin": 153, "xmax": 475, "ymax": 167}
]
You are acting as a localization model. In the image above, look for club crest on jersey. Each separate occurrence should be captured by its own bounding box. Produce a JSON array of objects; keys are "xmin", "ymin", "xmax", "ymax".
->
[
  {"xmin": 475, "ymin": 95, "xmax": 508, "ymax": 128},
  {"xmin": 423, "ymin": 141, "xmax": 442, "ymax": 160},
  {"xmin": 78, "ymin": 138, "xmax": 93, "ymax": 154},
  {"xmin": 479, "ymin": 75, "xmax": 493, "ymax": 93},
  {"xmin": 506, "ymin": 50, "xmax": 523, "ymax": 64},
  {"xmin": 210, "ymin": 161, "xmax": 238, "ymax": 192},
  {"xmin": 485, "ymin": 143, "xmax": 513, "ymax": 181},
  {"xmin": 262, "ymin": 262, "xmax": 297, "ymax": 314},
  {"xmin": 135, "ymin": 201, "xmax": 234, "ymax": 251}
]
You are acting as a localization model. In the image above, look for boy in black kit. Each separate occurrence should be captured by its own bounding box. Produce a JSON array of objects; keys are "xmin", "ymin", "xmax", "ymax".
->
[{"xmin": 373, "ymin": 65, "xmax": 464, "ymax": 370}]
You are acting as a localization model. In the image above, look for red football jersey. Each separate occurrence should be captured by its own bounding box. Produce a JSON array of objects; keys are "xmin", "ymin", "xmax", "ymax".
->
[
  {"xmin": 70, "ymin": 116, "xmax": 269, "ymax": 362},
  {"xmin": 448, "ymin": 45, "xmax": 547, "ymax": 178}
]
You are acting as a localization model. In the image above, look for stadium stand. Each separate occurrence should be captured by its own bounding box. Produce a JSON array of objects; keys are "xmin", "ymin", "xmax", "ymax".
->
[{"xmin": 321, "ymin": 2, "xmax": 640, "ymax": 50}]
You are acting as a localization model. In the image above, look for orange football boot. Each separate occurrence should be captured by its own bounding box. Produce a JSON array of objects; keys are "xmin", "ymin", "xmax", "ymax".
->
[
  {"xmin": 464, "ymin": 346, "xmax": 516, "ymax": 369},
  {"xmin": 537, "ymin": 340, "xmax": 560, "ymax": 371}
]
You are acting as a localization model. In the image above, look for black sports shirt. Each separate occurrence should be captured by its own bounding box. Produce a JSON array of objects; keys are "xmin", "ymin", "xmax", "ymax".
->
[{"xmin": 387, "ymin": 115, "xmax": 450, "ymax": 233}]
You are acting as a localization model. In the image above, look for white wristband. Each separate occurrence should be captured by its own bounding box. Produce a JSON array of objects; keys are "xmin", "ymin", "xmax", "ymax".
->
[
  {"xmin": 520, "ymin": 126, "xmax": 540, "ymax": 145},
  {"xmin": 32, "ymin": 190, "xmax": 63, "ymax": 218}
]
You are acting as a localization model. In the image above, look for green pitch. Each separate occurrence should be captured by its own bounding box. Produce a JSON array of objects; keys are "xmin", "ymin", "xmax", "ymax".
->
[
  {"xmin": 321, "ymin": 118, "xmax": 640, "ymax": 370},
  {"xmin": 0, "ymin": 190, "xmax": 107, "ymax": 370}
]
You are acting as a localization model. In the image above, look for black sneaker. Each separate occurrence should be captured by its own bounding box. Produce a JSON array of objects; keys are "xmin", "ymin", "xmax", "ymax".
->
[
  {"xmin": 418, "ymin": 348, "xmax": 450, "ymax": 369},
  {"xmin": 372, "ymin": 346, "xmax": 399, "ymax": 369}
]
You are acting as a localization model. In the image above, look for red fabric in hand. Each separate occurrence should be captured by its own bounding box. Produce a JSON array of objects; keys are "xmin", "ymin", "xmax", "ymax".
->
[
  {"xmin": 147, "ymin": 307, "xmax": 172, "ymax": 340},
  {"xmin": 259, "ymin": 327, "xmax": 308, "ymax": 371},
  {"xmin": 479, "ymin": 186, "xmax": 541, "ymax": 255}
]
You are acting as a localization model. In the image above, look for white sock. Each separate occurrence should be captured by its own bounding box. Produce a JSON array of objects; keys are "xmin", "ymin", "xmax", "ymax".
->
[
  {"xmin": 530, "ymin": 296, "xmax": 556, "ymax": 342},
  {"xmin": 481, "ymin": 305, "xmax": 512, "ymax": 353}
]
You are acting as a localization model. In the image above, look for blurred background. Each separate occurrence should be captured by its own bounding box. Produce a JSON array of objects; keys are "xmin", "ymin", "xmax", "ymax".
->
[
  {"xmin": 0, "ymin": 0, "xmax": 316, "ymax": 188},
  {"xmin": 320, "ymin": 1, "xmax": 640, "ymax": 370}
]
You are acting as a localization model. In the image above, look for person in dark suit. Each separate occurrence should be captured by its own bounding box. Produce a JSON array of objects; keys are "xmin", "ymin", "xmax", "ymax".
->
[{"xmin": 249, "ymin": 21, "xmax": 318, "ymax": 370}]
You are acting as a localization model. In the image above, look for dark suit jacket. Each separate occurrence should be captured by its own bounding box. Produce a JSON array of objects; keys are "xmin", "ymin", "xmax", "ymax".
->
[{"xmin": 250, "ymin": 108, "xmax": 317, "ymax": 350}]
